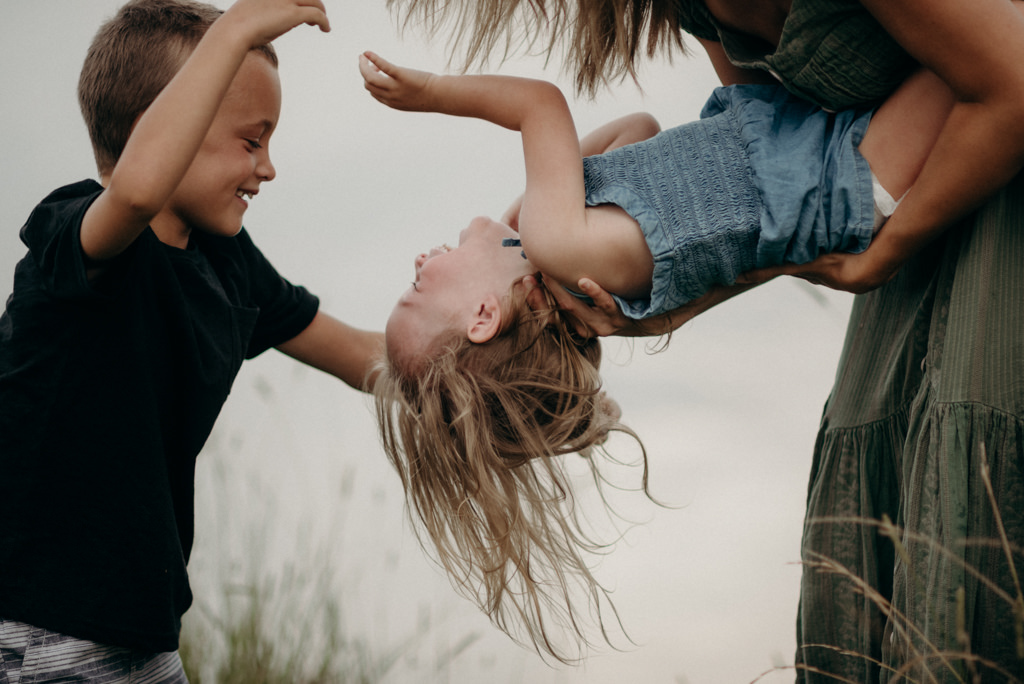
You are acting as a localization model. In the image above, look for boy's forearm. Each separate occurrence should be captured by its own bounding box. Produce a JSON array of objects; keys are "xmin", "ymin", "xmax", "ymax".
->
[
  {"xmin": 84, "ymin": 21, "xmax": 255, "ymax": 260},
  {"xmin": 113, "ymin": 26, "xmax": 249, "ymax": 205},
  {"xmin": 84, "ymin": 2, "xmax": 329, "ymax": 261},
  {"xmin": 277, "ymin": 312, "xmax": 385, "ymax": 392}
]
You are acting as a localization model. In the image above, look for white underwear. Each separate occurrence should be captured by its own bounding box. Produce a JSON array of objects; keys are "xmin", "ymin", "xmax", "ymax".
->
[{"xmin": 871, "ymin": 172, "xmax": 903, "ymax": 232}]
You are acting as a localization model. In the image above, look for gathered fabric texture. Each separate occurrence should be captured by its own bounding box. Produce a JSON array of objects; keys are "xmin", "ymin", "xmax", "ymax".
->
[{"xmin": 796, "ymin": 173, "xmax": 1024, "ymax": 682}]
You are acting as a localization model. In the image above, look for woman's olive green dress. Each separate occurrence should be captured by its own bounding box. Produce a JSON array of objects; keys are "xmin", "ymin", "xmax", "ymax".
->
[{"xmin": 679, "ymin": 1, "xmax": 1024, "ymax": 680}]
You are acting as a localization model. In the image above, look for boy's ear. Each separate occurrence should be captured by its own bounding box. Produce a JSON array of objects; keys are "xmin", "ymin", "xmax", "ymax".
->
[{"xmin": 466, "ymin": 294, "xmax": 503, "ymax": 343}]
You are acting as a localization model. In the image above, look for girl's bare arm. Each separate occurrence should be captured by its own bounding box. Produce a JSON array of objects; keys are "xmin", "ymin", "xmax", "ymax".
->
[
  {"xmin": 502, "ymin": 112, "xmax": 660, "ymax": 228},
  {"xmin": 359, "ymin": 52, "xmax": 654, "ymax": 295}
]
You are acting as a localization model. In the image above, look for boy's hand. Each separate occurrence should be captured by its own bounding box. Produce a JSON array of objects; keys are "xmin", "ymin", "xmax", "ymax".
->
[
  {"xmin": 359, "ymin": 51, "xmax": 437, "ymax": 112},
  {"xmin": 221, "ymin": 0, "xmax": 330, "ymax": 48}
]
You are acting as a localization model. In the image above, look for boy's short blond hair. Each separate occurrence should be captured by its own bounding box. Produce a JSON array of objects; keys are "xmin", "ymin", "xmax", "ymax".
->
[{"xmin": 78, "ymin": 0, "xmax": 278, "ymax": 175}]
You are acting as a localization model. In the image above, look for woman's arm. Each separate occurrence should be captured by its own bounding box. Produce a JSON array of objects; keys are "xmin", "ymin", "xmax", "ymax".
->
[
  {"xmin": 765, "ymin": 0, "xmax": 1024, "ymax": 292},
  {"xmin": 529, "ymin": 274, "xmax": 755, "ymax": 337},
  {"xmin": 857, "ymin": 0, "xmax": 1024, "ymax": 273}
]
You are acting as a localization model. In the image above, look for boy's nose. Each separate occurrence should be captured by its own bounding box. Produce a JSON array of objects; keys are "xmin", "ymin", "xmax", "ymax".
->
[{"xmin": 257, "ymin": 154, "xmax": 276, "ymax": 181}]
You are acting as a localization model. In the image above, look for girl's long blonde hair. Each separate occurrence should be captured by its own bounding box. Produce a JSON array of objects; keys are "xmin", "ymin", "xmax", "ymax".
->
[
  {"xmin": 387, "ymin": 0, "xmax": 686, "ymax": 95},
  {"xmin": 373, "ymin": 285, "xmax": 648, "ymax": 661}
]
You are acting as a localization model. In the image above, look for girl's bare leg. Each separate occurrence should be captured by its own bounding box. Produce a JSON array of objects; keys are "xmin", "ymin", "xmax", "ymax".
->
[
  {"xmin": 861, "ymin": 1, "xmax": 1024, "ymax": 199},
  {"xmin": 858, "ymin": 69, "xmax": 955, "ymax": 200}
]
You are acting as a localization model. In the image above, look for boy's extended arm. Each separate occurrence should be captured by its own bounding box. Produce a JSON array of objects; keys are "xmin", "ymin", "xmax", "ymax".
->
[
  {"xmin": 276, "ymin": 312, "xmax": 384, "ymax": 391},
  {"xmin": 80, "ymin": 0, "xmax": 329, "ymax": 262}
]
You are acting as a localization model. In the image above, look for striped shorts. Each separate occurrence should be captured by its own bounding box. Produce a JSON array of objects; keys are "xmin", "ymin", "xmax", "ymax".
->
[{"xmin": 0, "ymin": 619, "xmax": 187, "ymax": 684}]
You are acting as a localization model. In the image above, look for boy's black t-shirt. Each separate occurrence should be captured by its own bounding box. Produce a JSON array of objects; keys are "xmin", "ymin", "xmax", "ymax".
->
[{"xmin": 0, "ymin": 180, "xmax": 319, "ymax": 651}]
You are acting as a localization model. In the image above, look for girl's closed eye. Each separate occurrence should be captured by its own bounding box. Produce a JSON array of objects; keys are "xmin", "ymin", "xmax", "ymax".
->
[
  {"xmin": 245, "ymin": 138, "xmax": 263, "ymax": 150},
  {"xmin": 411, "ymin": 281, "xmax": 420, "ymax": 292}
]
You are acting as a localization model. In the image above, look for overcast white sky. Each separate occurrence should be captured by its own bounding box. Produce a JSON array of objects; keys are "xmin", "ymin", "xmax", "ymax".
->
[{"xmin": 1, "ymin": 3, "xmax": 856, "ymax": 682}]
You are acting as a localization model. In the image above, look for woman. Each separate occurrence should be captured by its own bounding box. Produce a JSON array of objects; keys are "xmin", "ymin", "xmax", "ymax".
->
[{"xmin": 387, "ymin": 0, "xmax": 1024, "ymax": 680}]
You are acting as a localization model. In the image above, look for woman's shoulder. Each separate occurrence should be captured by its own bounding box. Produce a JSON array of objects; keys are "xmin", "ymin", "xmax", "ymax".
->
[{"xmin": 675, "ymin": 0, "xmax": 720, "ymax": 42}]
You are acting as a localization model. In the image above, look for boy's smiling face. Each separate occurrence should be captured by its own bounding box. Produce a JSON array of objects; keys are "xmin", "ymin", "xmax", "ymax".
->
[{"xmin": 152, "ymin": 52, "xmax": 281, "ymax": 246}]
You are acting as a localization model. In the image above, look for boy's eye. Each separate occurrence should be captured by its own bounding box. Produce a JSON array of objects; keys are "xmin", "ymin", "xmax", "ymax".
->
[
  {"xmin": 411, "ymin": 281, "xmax": 420, "ymax": 292},
  {"xmin": 245, "ymin": 138, "xmax": 263, "ymax": 150}
]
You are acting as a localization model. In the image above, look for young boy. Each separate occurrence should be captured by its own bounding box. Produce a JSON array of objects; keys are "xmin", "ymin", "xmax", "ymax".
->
[{"xmin": 0, "ymin": 1, "xmax": 381, "ymax": 680}]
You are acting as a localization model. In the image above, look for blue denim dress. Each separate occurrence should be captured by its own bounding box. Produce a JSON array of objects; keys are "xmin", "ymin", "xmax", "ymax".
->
[{"xmin": 582, "ymin": 84, "xmax": 875, "ymax": 319}]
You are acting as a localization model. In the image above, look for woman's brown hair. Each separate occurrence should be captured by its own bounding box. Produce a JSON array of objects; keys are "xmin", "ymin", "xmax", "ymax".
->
[
  {"xmin": 373, "ymin": 283, "xmax": 648, "ymax": 661},
  {"xmin": 387, "ymin": 0, "xmax": 685, "ymax": 95}
]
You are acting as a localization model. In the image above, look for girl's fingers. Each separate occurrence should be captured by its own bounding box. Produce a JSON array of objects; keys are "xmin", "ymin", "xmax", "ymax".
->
[{"xmin": 362, "ymin": 51, "xmax": 397, "ymax": 78}]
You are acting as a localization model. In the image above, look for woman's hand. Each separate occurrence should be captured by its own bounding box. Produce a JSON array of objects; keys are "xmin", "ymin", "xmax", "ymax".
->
[
  {"xmin": 525, "ymin": 275, "xmax": 756, "ymax": 338},
  {"xmin": 358, "ymin": 51, "xmax": 437, "ymax": 112},
  {"xmin": 738, "ymin": 219, "xmax": 914, "ymax": 293},
  {"xmin": 524, "ymin": 275, "xmax": 636, "ymax": 337}
]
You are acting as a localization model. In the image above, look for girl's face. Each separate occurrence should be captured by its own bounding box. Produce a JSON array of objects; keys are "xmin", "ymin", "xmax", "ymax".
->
[{"xmin": 386, "ymin": 215, "xmax": 536, "ymax": 361}]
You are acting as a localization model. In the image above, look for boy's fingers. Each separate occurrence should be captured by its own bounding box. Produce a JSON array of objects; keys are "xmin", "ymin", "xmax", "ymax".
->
[
  {"xmin": 300, "ymin": 0, "xmax": 330, "ymax": 29},
  {"xmin": 294, "ymin": 1, "xmax": 330, "ymax": 32}
]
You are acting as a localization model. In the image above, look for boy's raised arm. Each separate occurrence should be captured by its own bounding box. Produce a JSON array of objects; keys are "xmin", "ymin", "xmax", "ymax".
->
[{"xmin": 81, "ymin": 0, "xmax": 329, "ymax": 263}]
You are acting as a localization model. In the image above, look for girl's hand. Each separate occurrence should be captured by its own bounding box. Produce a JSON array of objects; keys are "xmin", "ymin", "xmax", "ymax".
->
[
  {"xmin": 500, "ymin": 194, "xmax": 524, "ymax": 231},
  {"xmin": 359, "ymin": 51, "xmax": 437, "ymax": 112}
]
